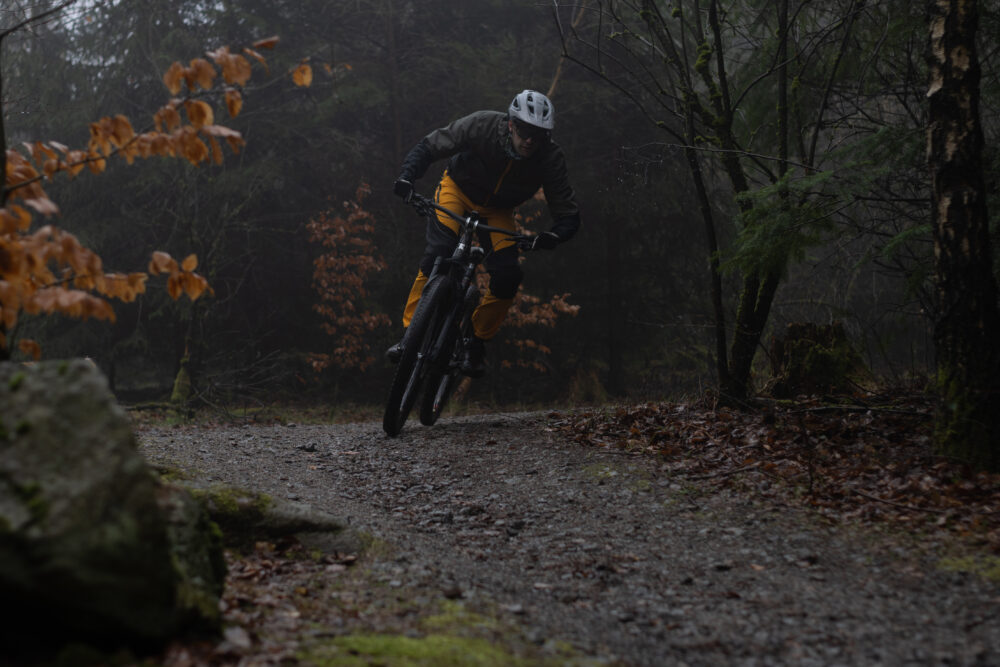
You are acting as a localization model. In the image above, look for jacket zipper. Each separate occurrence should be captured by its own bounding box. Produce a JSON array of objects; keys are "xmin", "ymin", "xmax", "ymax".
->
[{"xmin": 484, "ymin": 160, "xmax": 514, "ymax": 207}]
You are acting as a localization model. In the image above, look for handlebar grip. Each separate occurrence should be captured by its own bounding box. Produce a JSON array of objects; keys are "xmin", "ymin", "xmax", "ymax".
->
[{"xmin": 393, "ymin": 178, "xmax": 414, "ymax": 202}]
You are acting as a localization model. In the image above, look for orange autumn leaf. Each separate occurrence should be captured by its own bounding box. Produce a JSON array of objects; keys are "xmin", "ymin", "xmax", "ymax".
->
[
  {"xmin": 252, "ymin": 35, "xmax": 279, "ymax": 49},
  {"xmin": 225, "ymin": 89, "xmax": 243, "ymax": 117},
  {"xmin": 98, "ymin": 272, "xmax": 148, "ymax": 302},
  {"xmin": 109, "ymin": 115, "xmax": 135, "ymax": 147},
  {"xmin": 167, "ymin": 273, "xmax": 183, "ymax": 300},
  {"xmin": 163, "ymin": 61, "xmax": 184, "ymax": 94},
  {"xmin": 292, "ymin": 63, "xmax": 313, "ymax": 87},
  {"xmin": 187, "ymin": 58, "xmax": 217, "ymax": 89},
  {"xmin": 180, "ymin": 272, "xmax": 210, "ymax": 300},
  {"xmin": 208, "ymin": 47, "xmax": 253, "ymax": 86},
  {"xmin": 181, "ymin": 254, "xmax": 198, "ymax": 272},
  {"xmin": 1, "ymin": 206, "xmax": 32, "ymax": 232},
  {"xmin": 86, "ymin": 149, "xmax": 107, "ymax": 173},
  {"xmin": 184, "ymin": 100, "xmax": 214, "ymax": 128},
  {"xmin": 200, "ymin": 125, "xmax": 245, "ymax": 155},
  {"xmin": 149, "ymin": 251, "xmax": 178, "ymax": 276},
  {"xmin": 19, "ymin": 339, "xmax": 41, "ymax": 361},
  {"xmin": 23, "ymin": 198, "xmax": 59, "ymax": 216},
  {"xmin": 155, "ymin": 103, "xmax": 183, "ymax": 132},
  {"xmin": 242, "ymin": 48, "xmax": 269, "ymax": 72}
]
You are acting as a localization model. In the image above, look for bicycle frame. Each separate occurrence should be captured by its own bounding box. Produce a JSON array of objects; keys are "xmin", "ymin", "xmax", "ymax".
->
[
  {"xmin": 382, "ymin": 192, "xmax": 529, "ymax": 436},
  {"xmin": 413, "ymin": 193, "xmax": 526, "ymax": 364}
]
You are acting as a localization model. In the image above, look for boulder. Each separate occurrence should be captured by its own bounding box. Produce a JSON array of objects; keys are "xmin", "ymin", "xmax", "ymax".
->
[{"xmin": 0, "ymin": 359, "xmax": 223, "ymax": 652}]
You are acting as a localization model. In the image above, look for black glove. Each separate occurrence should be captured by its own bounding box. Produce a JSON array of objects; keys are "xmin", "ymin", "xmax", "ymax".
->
[
  {"xmin": 530, "ymin": 231, "xmax": 561, "ymax": 251},
  {"xmin": 393, "ymin": 178, "xmax": 414, "ymax": 202}
]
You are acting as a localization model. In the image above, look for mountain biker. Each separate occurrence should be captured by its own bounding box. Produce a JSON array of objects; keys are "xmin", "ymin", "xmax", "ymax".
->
[{"xmin": 388, "ymin": 89, "xmax": 581, "ymax": 377}]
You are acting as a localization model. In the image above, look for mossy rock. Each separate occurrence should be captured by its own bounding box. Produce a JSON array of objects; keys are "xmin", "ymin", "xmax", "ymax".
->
[
  {"xmin": 181, "ymin": 481, "xmax": 361, "ymax": 554},
  {"xmin": 0, "ymin": 359, "xmax": 223, "ymax": 654}
]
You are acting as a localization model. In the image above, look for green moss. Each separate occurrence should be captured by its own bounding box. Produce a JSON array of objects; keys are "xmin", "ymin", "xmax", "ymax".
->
[
  {"xmin": 631, "ymin": 478, "xmax": 652, "ymax": 493},
  {"xmin": 302, "ymin": 633, "xmax": 525, "ymax": 666},
  {"xmin": 938, "ymin": 555, "xmax": 1000, "ymax": 582},
  {"xmin": 582, "ymin": 463, "xmax": 619, "ymax": 480},
  {"xmin": 176, "ymin": 579, "xmax": 222, "ymax": 626},
  {"xmin": 191, "ymin": 485, "xmax": 273, "ymax": 518},
  {"xmin": 15, "ymin": 419, "xmax": 31, "ymax": 436},
  {"xmin": 209, "ymin": 520, "xmax": 224, "ymax": 543},
  {"xmin": 170, "ymin": 361, "xmax": 192, "ymax": 405},
  {"xmin": 357, "ymin": 532, "xmax": 395, "ymax": 559},
  {"xmin": 188, "ymin": 485, "xmax": 274, "ymax": 547},
  {"xmin": 694, "ymin": 41, "xmax": 712, "ymax": 72},
  {"xmin": 421, "ymin": 600, "xmax": 499, "ymax": 635},
  {"xmin": 58, "ymin": 361, "xmax": 70, "ymax": 375},
  {"xmin": 8, "ymin": 372, "xmax": 25, "ymax": 391},
  {"xmin": 154, "ymin": 465, "xmax": 192, "ymax": 482},
  {"xmin": 13, "ymin": 481, "xmax": 49, "ymax": 524}
]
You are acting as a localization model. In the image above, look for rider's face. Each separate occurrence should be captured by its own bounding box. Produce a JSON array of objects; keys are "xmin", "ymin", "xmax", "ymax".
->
[{"xmin": 509, "ymin": 120, "xmax": 547, "ymax": 157}]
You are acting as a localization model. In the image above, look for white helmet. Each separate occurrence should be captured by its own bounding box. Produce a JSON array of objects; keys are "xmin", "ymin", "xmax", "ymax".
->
[{"xmin": 509, "ymin": 89, "xmax": 554, "ymax": 130}]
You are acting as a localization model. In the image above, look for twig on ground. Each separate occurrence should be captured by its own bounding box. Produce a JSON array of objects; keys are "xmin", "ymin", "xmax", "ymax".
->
[
  {"xmin": 852, "ymin": 489, "xmax": 949, "ymax": 514},
  {"xmin": 686, "ymin": 463, "xmax": 761, "ymax": 480}
]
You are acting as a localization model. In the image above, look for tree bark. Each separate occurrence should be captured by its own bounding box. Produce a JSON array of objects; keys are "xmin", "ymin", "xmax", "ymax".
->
[
  {"xmin": 682, "ymin": 98, "xmax": 729, "ymax": 389},
  {"xmin": 927, "ymin": 0, "xmax": 1000, "ymax": 469}
]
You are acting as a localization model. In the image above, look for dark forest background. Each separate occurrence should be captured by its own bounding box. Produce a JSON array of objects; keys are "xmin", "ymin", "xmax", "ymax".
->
[{"xmin": 3, "ymin": 0, "xmax": 997, "ymax": 410}]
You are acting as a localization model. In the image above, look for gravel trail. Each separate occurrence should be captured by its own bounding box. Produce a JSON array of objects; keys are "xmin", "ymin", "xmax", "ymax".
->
[{"xmin": 137, "ymin": 412, "xmax": 1000, "ymax": 666}]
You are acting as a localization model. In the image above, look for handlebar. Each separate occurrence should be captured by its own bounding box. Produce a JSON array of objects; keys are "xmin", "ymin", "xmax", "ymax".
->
[{"xmin": 407, "ymin": 191, "xmax": 536, "ymax": 250}]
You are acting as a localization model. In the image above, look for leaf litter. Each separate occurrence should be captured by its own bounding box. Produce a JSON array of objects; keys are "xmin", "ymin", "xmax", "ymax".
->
[{"xmin": 553, "ymin": 392, "xmax": 1000, "ymax": 552}]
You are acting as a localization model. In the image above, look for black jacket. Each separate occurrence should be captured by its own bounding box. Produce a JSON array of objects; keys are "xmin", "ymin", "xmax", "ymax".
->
[{"xmin": 398, "ymin": 110, "xmax": 580, "ymax": 241}]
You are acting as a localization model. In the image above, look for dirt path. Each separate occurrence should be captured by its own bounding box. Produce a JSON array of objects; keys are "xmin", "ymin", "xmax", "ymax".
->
[{"xmin": 137, "ymin": 412, "xmax": 1000, "ymax": 666}]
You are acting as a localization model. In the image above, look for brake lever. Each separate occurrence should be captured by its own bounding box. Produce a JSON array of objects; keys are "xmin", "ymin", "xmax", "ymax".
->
[
  {"xmin": 515, "ymin": 236, "xmax": 535, "ymax": 251},
  {"xmin": 411, "ymin": 195, "xmax": 434, "ymax": 218}
]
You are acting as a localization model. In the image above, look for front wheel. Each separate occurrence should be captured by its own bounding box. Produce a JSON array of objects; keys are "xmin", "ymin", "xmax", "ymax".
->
[
  {"xmin": 419, "ymin": 284, "xmax": 479, "ymax": 426},
  {"xmin": 382, "ymin": 277, "xmax": 452, "ymax": 436}
]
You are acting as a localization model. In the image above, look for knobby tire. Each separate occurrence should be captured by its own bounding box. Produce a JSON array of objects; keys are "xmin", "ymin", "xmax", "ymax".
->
[
  {"xmin": 382, "ymin": 276, "xmax": 452, "ymax": 437},
  {"xmin": 419, "ymin": 284, "xmax": 479, "ymax": 426}
]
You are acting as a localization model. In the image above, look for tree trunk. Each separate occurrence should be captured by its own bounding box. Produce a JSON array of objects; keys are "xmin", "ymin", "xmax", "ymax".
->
[
  {"xmin": 927, "ymin": 0, "xmax": 1000, "ymax": 469},
  {"xmin": 724, "ymin": 270, "xmax": 781, "ymax": 400},
  {"xmin": 681, "ymin": 100, "xmax": 728, "ymax": 390}
]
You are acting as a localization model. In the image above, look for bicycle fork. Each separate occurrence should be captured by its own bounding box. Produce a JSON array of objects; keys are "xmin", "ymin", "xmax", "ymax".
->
[{"xmin": 425, "ymin": 253, "xmax": 482, "ymax": 369}]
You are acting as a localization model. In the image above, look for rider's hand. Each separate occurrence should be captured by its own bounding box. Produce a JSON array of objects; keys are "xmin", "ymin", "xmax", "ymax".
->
[
  {"xmin": 393, "ymin": 178, "xmax": 414, "ymax": 202},
  {"xmin": 530, "ymin": 231, "xmax": 560, "ymax": 251}
]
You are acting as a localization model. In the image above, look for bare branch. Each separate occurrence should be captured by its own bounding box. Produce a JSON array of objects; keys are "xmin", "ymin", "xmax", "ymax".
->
[{"xmin": 0, "ymin": 0, "xmax": 81, "ymax": 42}]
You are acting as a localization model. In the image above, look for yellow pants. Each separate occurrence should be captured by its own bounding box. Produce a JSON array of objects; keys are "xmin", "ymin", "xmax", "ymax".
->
[{"xmin": 402, "ymin": 174, "xmax": 518, "ymax": 340}]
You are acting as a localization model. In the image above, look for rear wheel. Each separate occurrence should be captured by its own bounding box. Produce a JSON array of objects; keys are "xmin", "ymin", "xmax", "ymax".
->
[{"xmin": 382, "ymin": 277, "xmax": 452, "ymax": 436}]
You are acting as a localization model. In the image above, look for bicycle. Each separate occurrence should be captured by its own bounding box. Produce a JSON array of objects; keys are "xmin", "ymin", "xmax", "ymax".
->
[{"xmin": 382, "ymin": 191, "xmax": 533, "ymax": 437}]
